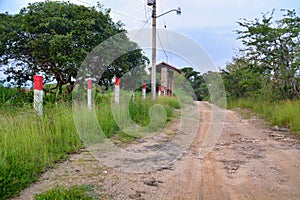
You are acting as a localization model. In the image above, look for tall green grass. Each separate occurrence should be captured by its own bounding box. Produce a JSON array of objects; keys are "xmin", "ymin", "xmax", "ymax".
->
[
  {"xmin": 0, "ymin": 104, "xmax": 82, "ymax": 199},
  {"xmin": 34, "ymin": 184, "xmax": 97, "ymax": 200},
  {"xmin": 94, "ymin": 94, "xmax": 181, "ymax": 139},
  {"xmin": 0, "ymin": 86, "xmax": 32, "ymax": 107},
  {"xmin": 0, "ymin": 90, "xmax": 182, "ymax": 199},
  {"xmin": 228, "ymin": 99, "xmax": 300, "ymax": 134}
]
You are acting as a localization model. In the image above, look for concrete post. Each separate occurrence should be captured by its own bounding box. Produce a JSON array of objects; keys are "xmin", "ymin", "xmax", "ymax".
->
[{"xmin": 33, "ymin": 75, "xmax": 43, "ymax": 116}]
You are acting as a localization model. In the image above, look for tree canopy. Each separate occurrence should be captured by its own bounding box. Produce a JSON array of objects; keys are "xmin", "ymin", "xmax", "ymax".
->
[
  {"xmin": 181, "ymin": 67, "xmax": 208, "ymax": 101},
  {"xmin": 222, "ymin": 9, "xmax": 300, "ymax": 101},
  {"xmin": 0, "ymin": 1, "xmax": 148, "ymax": 95}
]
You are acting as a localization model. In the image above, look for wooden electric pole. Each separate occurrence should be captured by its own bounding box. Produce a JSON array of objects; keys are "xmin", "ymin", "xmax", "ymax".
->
[
  {"xmin": 147, "ymin": 0, "xmax": 181, "ymax": 99},
  {"xmin": 151, "ymin": 0, "xmax": 157, "ymax": 99}
]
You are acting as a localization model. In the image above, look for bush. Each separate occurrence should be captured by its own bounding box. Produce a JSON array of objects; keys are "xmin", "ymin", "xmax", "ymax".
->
[
  {"xmin": 0, "ymin": 104, "xmax": 82, "ymax": 199},
  {"xmin": 229, "ymin": 98, "xmax": 300, "ymax": 134},
  {"xmin": 34, "ymin": 185, "xmax": 96, "ymax": 200}
]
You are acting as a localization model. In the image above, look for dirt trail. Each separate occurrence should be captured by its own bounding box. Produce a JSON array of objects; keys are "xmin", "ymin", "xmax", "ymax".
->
[{"xmin": 12, "ymin": 101, "xmax": 300, "ymax": 200}]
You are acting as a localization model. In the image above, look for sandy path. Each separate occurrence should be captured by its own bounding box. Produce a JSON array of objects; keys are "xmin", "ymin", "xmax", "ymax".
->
[{"xmin": 12, "ymin": 101, "xmax": 300, "ymax": 200}]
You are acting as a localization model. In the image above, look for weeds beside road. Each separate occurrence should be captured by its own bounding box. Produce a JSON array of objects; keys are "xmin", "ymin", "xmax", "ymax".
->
[{"xmin": 0, "ymin": 89, "xmax": 181, "ymax": 199}]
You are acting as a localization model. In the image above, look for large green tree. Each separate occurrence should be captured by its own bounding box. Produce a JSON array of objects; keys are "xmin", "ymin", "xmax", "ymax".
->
[
  {"xmin": 181, "ymin": 67, "xmax": 207, "ymax": 100},
  {"xmin": 236, "ymin": 9, "xmax": 300, "ymax": 99},
  {"xmin": 0, "ymin": 1, "xmax": 147, "ymax": 94},
  {"xmin": 221, "ymin": 56, "xmax": 266, "ymax": 99}
]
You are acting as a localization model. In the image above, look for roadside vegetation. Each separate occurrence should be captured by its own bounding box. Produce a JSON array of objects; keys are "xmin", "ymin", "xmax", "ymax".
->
[
  {"xmin": 0, "ymin": 1, "xmax": 184, "ymax": 198},
  {"xmin": 180, "ymin": 10, "xmax": 300, "ymax": 134},
  {"xmin": 228, "ymin": 99, "xmax": 300, "ymax": 133},
  {"xmin": 34, "ymin": 184, "xmax": 101, "ymax": 200},
  {"xmin": 0, "ymin": 1, "xmax": 298, "ymax": 199},
  {"xmin": 222, "ymin": 10, "xmax": 300, "ymax": 135},
  {"xmin": 0, "ymin": 86, "xmax": 181, "ymax": 199}
]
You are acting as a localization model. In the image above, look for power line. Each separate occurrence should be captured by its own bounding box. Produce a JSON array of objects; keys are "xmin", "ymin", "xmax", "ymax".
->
[
  {"xmin": 157, "ymin": 31, "xmax": 169, "ymax": 62},
  {"xmin": 131, "ymin": 0, "xmax": 145, "ymax": 8},
  {"xmin": 73, "ymin": 0, "xmax": 95, "ymax": 7},
  {"xmin": 159, "ymin": 0, "xmax": 172, "ymax": 64},
  {"xmin": 128, "ymin": 1, "xmax": 144, "ymax": 10},
  {"xmin": 110, "ymin": 10, "xmax": 145, "ymax": 22},
  {"xmin": 133, "ymin": 17, "xmax": 151, "ymax": 41}
]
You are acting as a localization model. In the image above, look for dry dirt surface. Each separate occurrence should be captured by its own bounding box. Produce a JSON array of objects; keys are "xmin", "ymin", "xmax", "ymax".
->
[{"xmin": 12, "ymin": 101, "xmax": 300, "ymax": 200}]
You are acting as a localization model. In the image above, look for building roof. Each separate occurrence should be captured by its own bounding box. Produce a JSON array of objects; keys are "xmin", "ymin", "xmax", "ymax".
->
[{"xmin": 156, "ymin": 62, "xmax": 183, "ymax": 74}]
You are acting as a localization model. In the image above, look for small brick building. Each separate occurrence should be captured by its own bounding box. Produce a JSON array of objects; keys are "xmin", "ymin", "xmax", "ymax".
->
[{"xmin": 154, "ymin": 62, "xmax": 183, "ymax": 96}]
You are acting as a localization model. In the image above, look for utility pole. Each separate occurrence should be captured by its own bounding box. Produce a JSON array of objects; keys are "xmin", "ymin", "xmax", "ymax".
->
[
  {"xmin": 151, "ymin": 0, "xmax": 157, "ymax": 99},
  {"xmin": 147, "ymin": 0, "xmax": 181, "ymax": 100}
]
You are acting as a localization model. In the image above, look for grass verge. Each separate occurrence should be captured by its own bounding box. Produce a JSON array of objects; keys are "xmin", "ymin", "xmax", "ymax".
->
[
  {"xmin": 228, "ymin": 98, "xmax": 300, "ymax": 134},
  {"xmin": 0, "ymin": 103, "xmax": 83, "ymax": 199},
  {"xmin": 1, "ymin": 92, "xmax": 182, "ymax": 199},
  {"xmin": 34, "ymin": 185, "xmax": 101, "ymax": 200}
]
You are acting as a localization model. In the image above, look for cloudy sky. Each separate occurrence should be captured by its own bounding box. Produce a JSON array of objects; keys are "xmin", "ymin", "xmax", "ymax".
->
[{"xmin": 0, "ymin": 0, "xmax": 299, "ymax": 71}]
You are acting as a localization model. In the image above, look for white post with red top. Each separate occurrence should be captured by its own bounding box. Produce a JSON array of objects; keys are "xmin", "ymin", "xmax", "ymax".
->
[
  {"xmin": 158, "ymin": 86, "xmax": 161, "ymax": 97},
  {"xmin": 115, "ymin": 78, "xmax": 120, "ymax": 104},
  {"xmin": 87, "ymin": 79, "xmax": 92, "ymax": 110},
  {"xmin": 142, "ymin": 83, "xmax": 146, "ymax": 100},
  {"xmin": 33, "ymin": 75, "xmax": 43, "ymax": 116}
]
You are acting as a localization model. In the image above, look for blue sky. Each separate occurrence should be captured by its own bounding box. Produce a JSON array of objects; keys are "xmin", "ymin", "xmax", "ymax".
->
[{"xmin": 0, "ymin": 0, "xmax": 299, "ymax": 71}]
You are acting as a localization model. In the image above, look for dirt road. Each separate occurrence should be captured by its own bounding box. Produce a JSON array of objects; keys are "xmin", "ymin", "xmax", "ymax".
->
[{"xmin": 13, "ymin": 101, "xmax": 300, "ymax": 200}]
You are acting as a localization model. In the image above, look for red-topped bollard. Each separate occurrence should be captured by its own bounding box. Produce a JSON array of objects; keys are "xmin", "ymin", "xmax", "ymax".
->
[
  {"xmin": 142, "ymin": 83, "xmax": 146, "ymax": 100},
  {"xmin": 158, "ymin": 86, "xmax": 161, "ymax": 97},
  {"xmin": 33, "ymin": 75, "xmax": 43, "ymax": 116},
  {"xmin": 87, "ymin": 79, "xmax": 92, "ymax": 110},
  {"xmin": 115, "ymin": 78, "xmax": 120, "ymax": 104}
]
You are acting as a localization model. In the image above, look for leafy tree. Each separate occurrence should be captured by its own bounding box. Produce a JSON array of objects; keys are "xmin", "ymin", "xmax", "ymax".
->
[
  {"xmin": 236, "ymin": 9, "xmax": 300, "ymax": 99},
  {"xmin": 181, "ymin": 67, "xmax": 207, "ymax": 100},
  {"xmin": 221, "ymin": 56, "xmax": 265, "ymax": 99},
  {"xmin": 202, "ymin": 71, "xmax": 226, "ymax": 107},
  {"xmin": 0, "ymin": 1, "xmax": 148, "ymax": 95}
]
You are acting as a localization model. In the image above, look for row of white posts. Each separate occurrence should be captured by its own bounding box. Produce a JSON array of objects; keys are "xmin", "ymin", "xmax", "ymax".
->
[{"xmin": 33, "ymin": 76, "xmax": 166, "ymax": 116}]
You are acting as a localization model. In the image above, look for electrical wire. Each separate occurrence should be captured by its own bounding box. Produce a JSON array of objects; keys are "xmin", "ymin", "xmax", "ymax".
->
[
  {"xmin": 132, "ymin": 17, "xmax": 152, "ymax": 41},
  {"xmin": 159, "ymin": 0, "xmax": 172, "ymax": 64},
  {"xmin": 128, "ymin": 1, "xmax": 144, "ymax": 10},
  {"xmin": 157, "ymin": 31, "xmax": 169, "ymax": 63},
  {"xmin": 111, "ymin": 10, "xmax": 146, "ymax": 22},
  {"xmin": 131, "ymin": 0, "xmax": 145, "ymax": 8}
]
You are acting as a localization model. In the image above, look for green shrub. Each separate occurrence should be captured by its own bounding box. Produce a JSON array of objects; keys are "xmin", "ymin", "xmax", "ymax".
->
[
  {"xmin": 0, "ymin": 104, "xmax": 82, "ymax": 199},
  {"xmin": 229, "ymin": 98, "xmax": 300, "ymax": 134},
  {"xmin": 34, "ymin": 185, "xmax": 96, "ymax": 200},
  {"xmin": 0, "ymin": 90, "xmax": 182, "ymax": 199}
]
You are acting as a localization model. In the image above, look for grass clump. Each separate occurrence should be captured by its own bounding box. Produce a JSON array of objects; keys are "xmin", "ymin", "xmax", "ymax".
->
[
  {"xmin": 228, "ymin": 98, "xmax": 300, "ymax": 134},
  {"xmin": 34, "ymin": 185, "xmax": 97, "ymax": 200},
  {"xmin": 0, "ymin": 104, "xmax": 82, "ymax": 199},
  {"xmin": 0, "ymin": 87, "xmax": 183, "ymax": 199},
  {"xmin": 94, "ymin": 94, "xmax": 181, "ymax": 140}
]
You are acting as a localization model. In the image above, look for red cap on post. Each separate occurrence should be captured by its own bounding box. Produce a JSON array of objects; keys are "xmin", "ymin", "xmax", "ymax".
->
[
  {"xmin": 143, "ymin": 83, "xmax": 146, "ymax": 89},
  {"xmin": 115, "ymin": 78, "xmax": 120, "ymax": 86},
  {"xmin": 87, "ymin": 79, "xmax": 92, "ymax": 89},
  {"xmin": 34, "ymin": 75, "xmax": 43, "ymax": 90}
]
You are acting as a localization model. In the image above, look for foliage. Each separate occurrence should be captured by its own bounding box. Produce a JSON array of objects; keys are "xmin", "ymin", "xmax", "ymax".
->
[
  {"xmin": 202, "ymin": 71, "xmax": 227, "ymax": 107},
  {"xmin": 0, "ymin": 87, "xmax": 181, "ymax": 198},
  {"xmin": 228, "ymin": 98, "xmax": 300, "ymax": 134},
  {"xmin": 221, "ymin": 57, "xmax": 265, "ymax": 99},
  {"xmin": 0, "ymin": 1, "xmax": 148, "ymax": 96},
  {"xmin": 34, "ymin": 185, "xmax": 97, "ymax": 200},
  {"xmin": 95, "ymin": 93, "xmax": 180, "ymax": 138},
  {"xmin": 228, "ymin": 9, "xmax": 300, "ymax": 100},
  {"xmin": 181, "ymin": 67, "xmax": 208, "ymax": 100},
  {"xmin": 0, "ymin": 85, "xmax": 32, "ymax": 106},
  {"xmin": 0, "ymin": 104, "xmax": 82, "ymax": 199}
]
